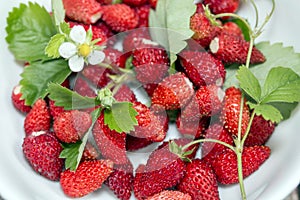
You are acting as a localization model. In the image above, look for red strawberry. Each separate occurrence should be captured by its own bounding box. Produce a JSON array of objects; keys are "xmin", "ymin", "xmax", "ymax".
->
[
  {"xmin": 114, "ymin": 84, "xmax": 137, "ymax": 103},
  {"xmin": 222, "ymin": 21, "xmax": 243, "ymax": 38},
  {"xmin": 22, "ymin": 131, "xmax": 63, "ymax": 181},
  {"xmin": 178, "ymin": 159, "xmax": 220, "ymax": 200},
  {"xmin": 60, "ymin": 160, "xmax": 113, "ymax": 198},
  {"xmin": 143, "ymin": 83, "xmax": 158, "ymax": 97},
  {"xmin": 151, "ymin": 72, "xmax": 195, "ymax": 111},
  {"xmin": 201, "ymin": 123, "xmax": 233, "ymax": 166},
  {"xmin": 244, "ymin": 115, "xmax": 276, "ymax": 146},
  {"xmin": 132, "ymin": 47, "xmax": 169, "ymax": 84},
  {"xmin": 149, "ymin": 0, "xmax": 157, "ymax": 8},
  {"xmin": 53, "ymin": 110, "xmax": 92, "ymax": 143},
  {"xmin": 95, "ymin": 21, "xmax": 116, "ymax": 46},
  {"xmin": 81, "ymin": 65, "xmax": 111, "ymax": 88},
  {"xmin": 81, "ymin": 142, "xmax": 100, "ymax": 161},
  {"xmin": 129, "ymin": 102, "xmax": 167, "ymax": 142},
  {"xmin": 123, "ymin": 28, "xmax": 152, "ymax": 53},
  {"xmin": 73, "ymin": 77, "xmax": 96, "ymax": 97},
  {"xmin": 105, "ymin": 163, "xmax": 134, "ymax": 200},
  {"xmin": 92, "ymin": 112, "xmax": 129, "ymax": 164},
  {"xmin": 220, "ymin": 87, "xmax": 250, "ymax": 137},
  {"xmin": 24, "ymin": 99, "xmax": 51, "ymax": 136},
  {"xmin": 101, "ymin": 4, "xmax": 138, "ymax": 32},
  {"xmin": 135, "ymin": 4, "xmax": 151, "ymax": 27},
  {"xmin": 148, "ymin": 190, "xmax": 192, "ymax": 200},
  {"xmin": 203, "ymin": 0, "xmax": 240, "ymax": 17},
  {"xmin": 176, "ymin": 115, "xmax": 209, "ymax": 139},
  {"xmin": 211, "ymin": 146, "xmax": 271, "ymax": 184},
  {"xmin": 123, "ymin": 0, "xmax": 147, "ymax": 7},
  {"xmin": 49, "ymin": 99, "xmax": 66, "ymax": 120},
  {"xmin": 126, "ymin": 134, "xmax": 153, "ymax": 151},
  {"xmin": 63, "ymin": 0, "xmax": 102, "ymax": 24},
  {"xmin": 133, "ymin": 143, "xmax": 186, "ymax": 199},
  {"xmin": 179, "ymin": 51, "xmax": 226, "ymax": 87},
  {"xmin": 11, "ymin": 85, "xmax": 31, "ymax": 113},
  {"xmin": 104, "ymin": 48, "xmax": 128, "ymax": 69},
  {"xmin": 210, "ymin": 32, "xmax": 266, "ymax": 64}
]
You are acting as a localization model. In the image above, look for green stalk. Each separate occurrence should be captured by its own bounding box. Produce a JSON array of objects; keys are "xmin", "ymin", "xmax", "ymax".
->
[
  {"xmin": 181, "ymin": 138, "xmax": 235, "ymax": 152},
  {"xmin": 241, "ymin": 111, "xmax": 256, "ymax": 146},
  {"xmin": 237, "ymin": 147, "xmax": 247, "ymax": 200}
]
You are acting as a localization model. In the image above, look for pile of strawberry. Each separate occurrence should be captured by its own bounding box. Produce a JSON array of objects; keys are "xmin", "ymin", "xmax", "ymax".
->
[{"xmin": 11, "ymin": 0, "xmax": 277, "ymax": 199}]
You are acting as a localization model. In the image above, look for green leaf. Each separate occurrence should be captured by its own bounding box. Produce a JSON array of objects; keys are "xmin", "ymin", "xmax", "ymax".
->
[
  {"xmin": 5, "ymin": 2, "xmax": 56, "ymax": 62},
  {"xmin": 45, "ymin": 34, "xmax": 66, "ymax": 58},
  {"xmin": 269, "ymin": 102, "xmax": 298, "ymax": 120},
  {"xmin": 20, "ymin": 59, "xmax": 71, "ymax": 106},
  {"xmin": 52, "ymin": 0, "xmax": 65, "ymax": 27},
  {"xmin": 149, "ymin": 0, "xmax": 196, "ymax": 65},
  {"xmin": 48, "ymin": 83, "xmax": 101, "ymax": 110},
  {"xmin": 248, "ymin": 103, "xmax": 283, "ymax": 123},
  {"xmin": 60, "ymin": 22, "xmax": 71, "ymax": 35},
  {"xmin": 230, "ymin": 18, "xmax": 251, "ymax": 41},
  {"xmin": 261, "ymin": 67, "xmax": 300, "ymax": 103},
  {"xmin": 236, "ymin": 65, "xmax": 261, "ymax": 102},
  {"xmin": 104, "ymin": 102, "xmax": 138, "ymax": 133}
]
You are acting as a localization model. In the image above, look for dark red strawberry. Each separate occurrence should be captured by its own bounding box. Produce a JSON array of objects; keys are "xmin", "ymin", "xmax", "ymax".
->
[
  {"xmin": 81, "ymin": 142, "xmax": 100, "ymax": 161},
  {"xmin": 211, "ymin": 146, "xmax": 271, "ymax": 184},
  {"xmin": 123, "ymin": 0, "xmax": 147, "ymax": 7},
  {"xmin": 24, "ymin": 99, "xmax": 51, "ymax": 136},
  {"xmin": 148, "ymin": 190, "xmax": 192, "ymax": 200},
  {"xmin": 151, "ymin": 72, "xmax": 194, "ymax": 111},
  {"xmin": 114, "ymin": 84, "xmax": 137, "ymax": 103},
  {"xmin": 49, "ymin": 99, "xmax": 66, "ymax": 120},
  {"xmin": 176, "ymin": 115, "xmax": 209, "ymax": 139},
  {"xmin": 105, "ymin": 163, "xmax": 134, "ymax": 200},
  {"xmin": 126, "ymin": 135, "xmax": 153, "ymax": 151},
  {"xmin": 222, "ymin": 21, "xmax": 243, "ymax": 38},
  {"xmin": 63, "ymin": 0, "xmax": 102, "ymax": 24},
  {"xmin": 149, "ymin": 0, "xmax": 157, "ymax": 8},
  {"xmin": 92, "ymin": 112, "xmax": 129, "ymax": 164},
  {"xmin": 122, "ymin": 28, "xmax": 152, "ymax": 53},
  {"xmin": 179, "ymin": 51, "xmax": 226, "ymax": 87},
  {"xmin": 244, "ymin": 115, "xmax": 276, "ymax": 146},
  {"xmin": 60, "ymin": 160, "xmax": 113, "ymax": 198},
  {"xmin": 11, "ymin": 85, "xmax": 31, "ymax": 113},
  {"xmin": 135, "ymin": 4, "xmax": 151, "ymax": 27},
  {"xmin": 22, "ymin": 131, "xmax": 63, "ymax": 181},
  {"xmin": 210, "ymin": 32, "xmax": 266, "ymax": 64},
  {"xmin": 103, "ymin": 48, "xmax": 128, "ymax": 69},
  {"xmin": 143, "ymin": 83, "xmax": 158, "ymax": 97},
  {"xmin": 53, "ymin": 110, "xmax": 92, "ymax": 143},
  {"xmin": 73, "ymin": 77, "xmax": 96, "ymax": 97},
  {"xmin": 101, "ymin": 4, "xmax": 139, "ymax": 32},
  {"xmin": 203, "ymin": 0, "xmax": 240, "ymax": 17},
  {"xmin": 178, "ymin": 159, "xmax": 220, "ymax": 200},
  {"xmin": 81, "ymin": 65, "xmax": 111, "ymax": 88},
  {"xmin": 220, "ymin": 87, "xmax": 250, "ymax": 137}
]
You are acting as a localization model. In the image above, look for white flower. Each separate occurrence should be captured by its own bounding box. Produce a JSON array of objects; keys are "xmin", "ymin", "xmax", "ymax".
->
[{"xmin": 58, "ymin": 25, "xmax": 105, "ymax": 72}]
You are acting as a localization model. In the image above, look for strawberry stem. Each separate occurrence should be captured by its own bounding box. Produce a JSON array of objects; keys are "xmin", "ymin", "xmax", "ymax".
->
[
  {"xmin": 241, "ymin": 111, "xmax": 256, "ymax": 147},
  {"xmin": 181, "ymin": 138, "xmax": 235, "ymax": 152},
  {"xmin": 236, "ymin": 148, "xmax": 247, "ymax": 200}
]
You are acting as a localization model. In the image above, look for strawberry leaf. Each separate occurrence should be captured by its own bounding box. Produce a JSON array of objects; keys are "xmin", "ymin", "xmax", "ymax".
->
[
  {"xmin": 48, "ymin": 83, "xmax": 100, "ymax": 110},
  {"xmin": 104, "ymin": 102, "xmax": 138, "ymax": 133},
  {"xmin": 45, "ymin": 34, "xmax": 66, "ymax": 58},
  {"xmin": 20, "ymin": 59, "xmax": 71, "ymax": 106},
  {"xmin": 149, "ymin": 0, "xmax": 196, "ymax": 65},
  {"xmin": 248, "ymin": 103, "xmax": 283, "ymax": 123}
]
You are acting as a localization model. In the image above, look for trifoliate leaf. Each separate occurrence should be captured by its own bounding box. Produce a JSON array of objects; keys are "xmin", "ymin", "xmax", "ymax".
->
[
  {"xmin": 20, "ymin": 59, "xmax": 71, "ymax": 106},
  {"xmin": 52, "ymin": 0, "xmax": 65, "ymax": 27},
  {"xmin": 48, "ymin": 83, "xmax": 101, "ymax": 110},
  {"xmin": 104, "ymin": 102, "xmax": 138, "ymax": 133},
  {"xmin": 5, "ymin": 2, "xmax": 56, "ymax": 62},
  {"xmin": 149, "ymin": 0, "xmax": 196, "ymax": 65},
  {"xmin": 248, "ymin": 103, "xmax": 283, "ymax": 123},
  {"xmin": 236, "ymin": 65, "xmax": 261, "ymax": 103},
  {"xmin": 45, "ymin": 34, "xmax": 66, "ymax": 58},
  {"xmin": 261, "ymin": 67, "xmax": 300, "ymax": 104}
]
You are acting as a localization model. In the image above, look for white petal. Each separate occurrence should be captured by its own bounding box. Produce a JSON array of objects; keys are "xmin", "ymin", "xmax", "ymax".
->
[
  {"xmin": 58, "ymin": 42, "xmax": 77, "ymax": 59},
  {"xmin": 69, "ymin": 55, "xmax": 85, "ymax": 72},
  {"xmin": 70, "ymin": 25, "xmax": 86, "ymax": 44},
  {"xmin": 87, "ymin": 51, "xmax": 105, "ymax": 65}
]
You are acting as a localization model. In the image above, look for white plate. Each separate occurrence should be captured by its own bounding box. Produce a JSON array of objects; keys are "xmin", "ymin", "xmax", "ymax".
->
[{"xmin": 0, "ymin": 0, "xmax": 299, "ymax": 199}]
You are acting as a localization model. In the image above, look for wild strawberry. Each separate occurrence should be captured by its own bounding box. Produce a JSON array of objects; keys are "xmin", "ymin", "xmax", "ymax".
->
[
  {"xmin": 24, "ymin": 99, "xmax": 51, "ymax": 136},
  {"xmin": 104, "ymin": 48, "xmax": 128, "ymax": 69},
  {"xmin": 132, "ymin": 47, "xmax": 169, "ymax": 84},
  {"xmin": 49, "ymin": 99, "xmax": 66, "ymax": 120},
  {"xmin": 53, "ymin": 110, "xmax": 92, "ymax": 143},
  {"xmin": 105, "ymin": 163, "xmax": 134, "ymax": 200},
  {"xmin": 114, "ymin": 84, "xmax": 137, "ymax": 103},
  {"xmin": 135, "ymin": 4, "xmax": 151, "ymax": 27},
  {"xmin": 60, "ymin": 160, "xmax": 113, "ymax": 198},
  {"xmin": 11, "ymin": 85, "xmax": 31, "ymax": 113},
  {"xmin": 93, "ymin": 112, "xmax": 129, "ymax": 164},
  {"xmin": 148, "ymin": 190, "xmax": 192, "ymax": 200},
  {"xmin": 179, "ymin": 51, "xmax": 226, "ymax": 87},
  {"xmin": 220, "ymin": 87, "xmax": 250, "ymax": 137},
  {"xmin": 101, "ymin": 4, "xmax": 139, "ymax": 32},
  {"xmin": 81, "ymin": 142, "xmax": 100, "ymax": 161},
  {"xmin": 176, "ymin": 115, "xmax": 209, "ymax": 139},
  {"xmin": 244, "ymin": 115, "xmax": 276, "ymax": 146},
  {"xmin": 129, "ymin": 102, "xmax": 167, "ymax": 142},
  {"xmin": 123, "ymin": 0, "xmax": 147, "ymax": 7},
  {"xmin": 133, "ymin": 143, "xmax": 186, "ymax": 199},
  {"xmin": 211, "ymin": 146, "xmax": 271, "ymax": 184},
  {"xmin": 94, "ymin": 21, "xmax": 116, "ymax": 46},
  {"xmin": 201, "ymin": 123, "xmax": 233, "ymax": 166},
  {"xmin": 178, "ymin": 159, "xmax": 220, "ymax": 200},
  {"xmin": 203, "ymin": 0, "xmax": 240, "ymax": 17},
  {"xmin": 126, "ymin": 135, "xmax": 153, "ymax": 151},
  {"xmin": 63, "ymin": 0, "xmax": 102, "ymax": 24},
  {"xmin": 151, "ymin": 72, "xmax": 194, "ymax": 111},
  {"xmin": 22, "ymin": 131, "xmax": 63, "ymax": 181},
  {"xmin": 210, "ymin": 32, "xmax": 266, "ymax": 64},
  {"xmin": 149, "ymin": 0, "xmax": 157, "ymax": 8},
  {"xmin": 73, "ymin": 76, "xmax": 96, "ymax": 97},
  {"xmin": 222, "ymin": 21, "xmax": 243, "ymax": 38},
  {"xmin": 143, "ymin": 83, "xmax": 158, "ymax": 97},
  {"xmin": 123, "ymin": 28, "xmax": 152, "ymax": 53},
  {"xmin": 81, "ymin": 65, "xmax": 111, "ymax": 88}
]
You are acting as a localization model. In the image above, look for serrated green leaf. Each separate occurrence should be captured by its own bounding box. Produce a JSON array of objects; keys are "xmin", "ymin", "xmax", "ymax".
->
[
  {"xmin": 48, "ymin": 83, "xmax": 100, "ymax": 110},
  {"xmin": 269, "ymin": 102, "xmax": 298, "ymax": 120},
  {"xmin": 237, "ymin": 65, "xmax": 261, "ymax": 102},
  {"xmin": 149, "ymin": 0, "xmax": 196, "ymax": 65},
  {"xmin": 45, "ymin": 34, "xmax": 66, "ymax": 58},
  {"xmin": 20, "ymin": 59, "xmax": 71, "ymax": 106},
  {"xmin": 52, "ymin": 0, "xmax": 65, "ymax": 27},
  {"xmin": 60, "ymin": 22, "xmax": 71, "ymax": 35},
  {"xmin": 5, "ymin": 2, "xmax": 56, "ymax": 62},
  {"xmin": 248, "ymin": 103, "xmax": 283, "ymax": 123},
  {"xmin": 104, "ymin": 102, "xmax": 138, "ymax": 133},
  {"xmin": 261, "ymin": 67, "xmax": 300, "ymax": 103}
]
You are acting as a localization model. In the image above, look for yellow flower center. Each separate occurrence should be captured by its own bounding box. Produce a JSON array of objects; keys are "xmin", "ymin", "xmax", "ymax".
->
[{"xmin": 78, "ymin": 44, "xmax": 91, "ymax": 57}]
